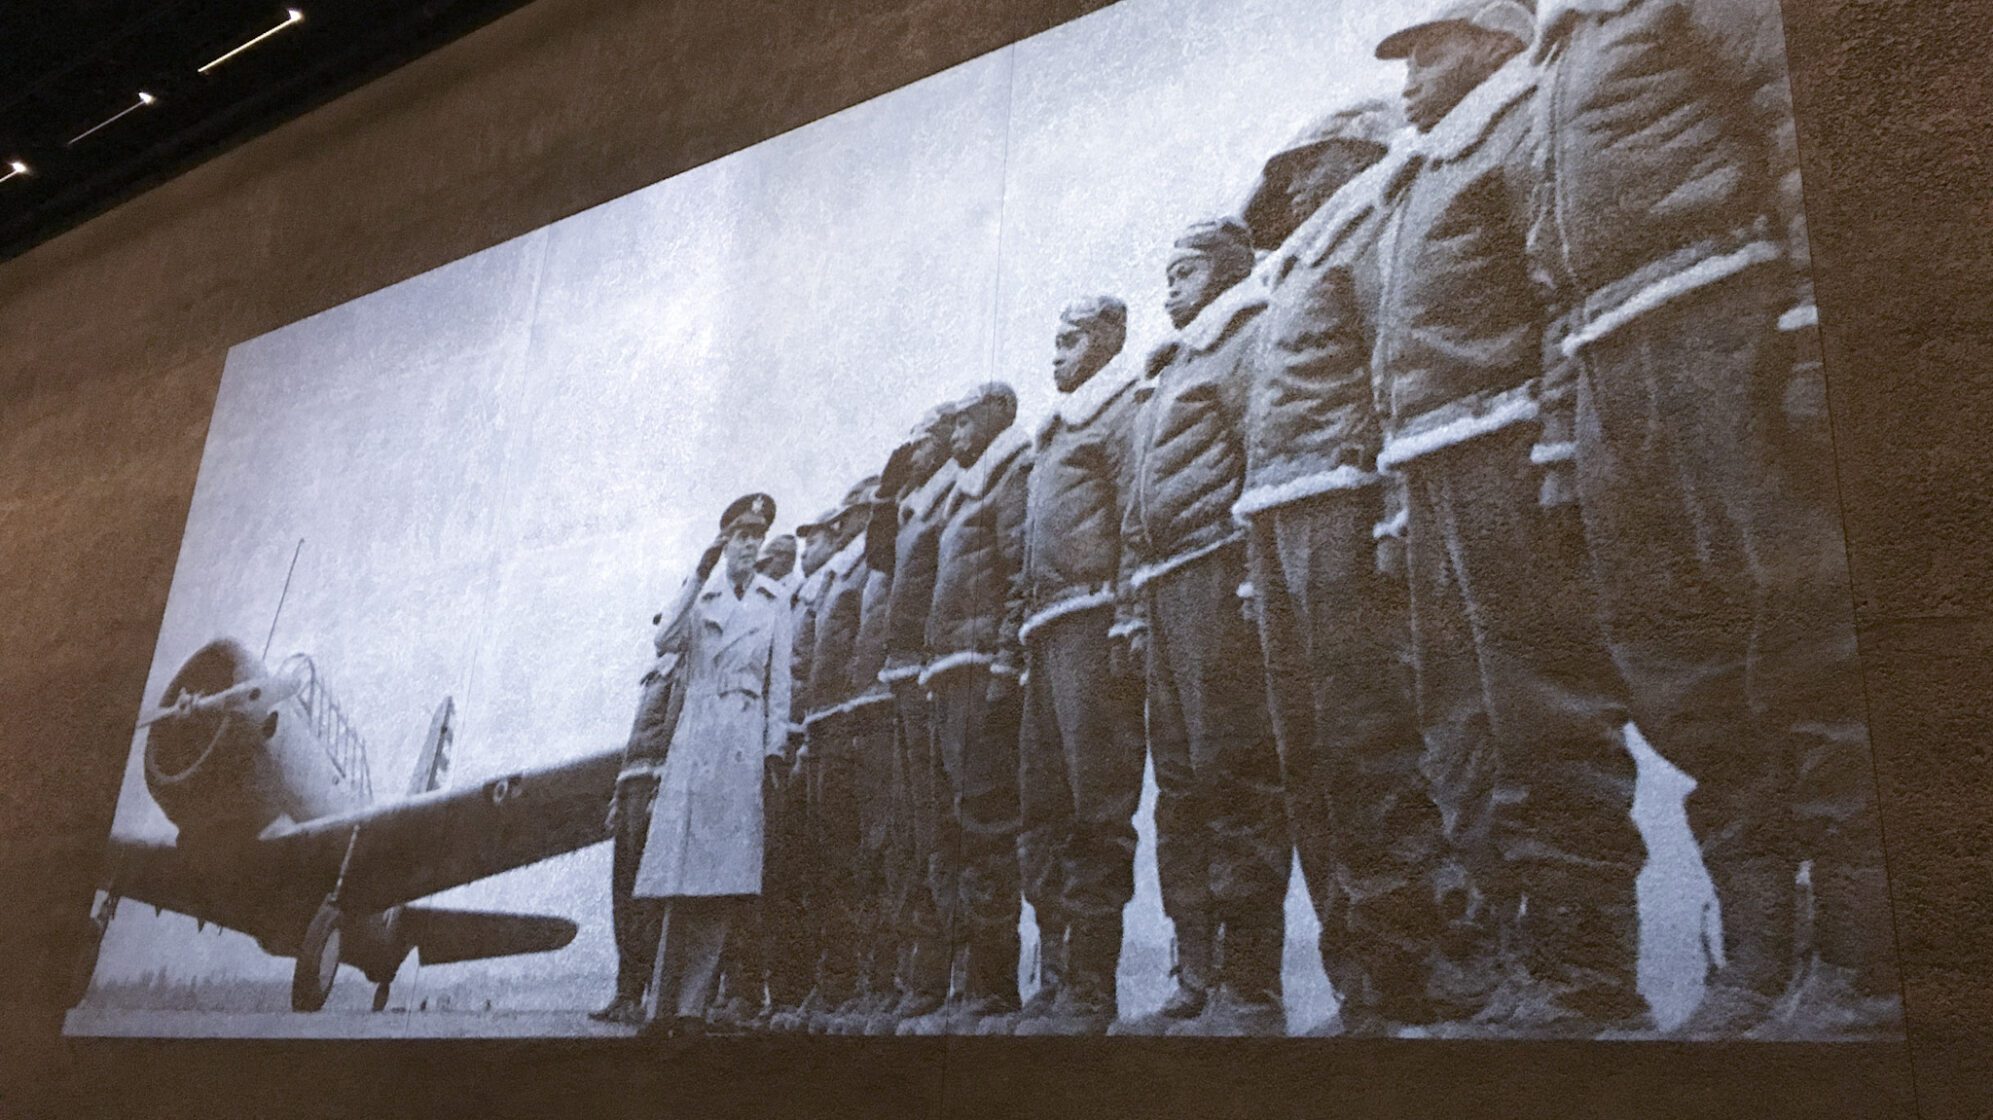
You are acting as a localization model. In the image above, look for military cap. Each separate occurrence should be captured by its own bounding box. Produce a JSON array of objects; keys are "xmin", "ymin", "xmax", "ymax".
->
[
  {"xmin": 915, "ymin": 400, "xmax": 959, "ymax": 439},
  {"xmin": 720, "ymin": 491, "xmax": 776, "ymax": 536},
  {"xmin": 878, "ymin": 402, "xmax": 957, "ymax": 497},
  {"xmin": 841, "ymin": 474, "xmax": 883, "ymax": 516},
  {"xmin": 1243, "ymin": 99, "xmax": 1405, "ymax": 247},
  {"xmin": 1375, "ymin": 0, "xmax": 1534, "ymax": 59},
  {"xmin": 954, "ymin": 381, "xmax": 1020, "ymax": 428},
  {"xmin": 796, "ymin": 507, "xmax": 840, "ymax": 536},
  {"xmin": 1060, "ymin": 295, "xmax": 1128, "ymax": 336},
  {"xmin": 1170, "ymin": 216, "xmax": 1257, "ymax": 287}
]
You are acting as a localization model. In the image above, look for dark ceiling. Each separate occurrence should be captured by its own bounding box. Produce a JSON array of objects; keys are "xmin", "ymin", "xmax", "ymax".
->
[{"xmin": 0, "ymin": 0, "xmax": 540, "ymax": 263}]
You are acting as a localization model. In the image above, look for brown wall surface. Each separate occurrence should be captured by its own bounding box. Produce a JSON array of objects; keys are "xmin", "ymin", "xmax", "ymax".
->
[{"xmin": 0, "ymin": 0, "xmax": 1986, "ymax": 1117}]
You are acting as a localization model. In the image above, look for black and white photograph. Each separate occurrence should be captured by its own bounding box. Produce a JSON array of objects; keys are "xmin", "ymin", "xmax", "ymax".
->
[{"xmin": 63, "ymin": 0, "xmax": 1905, "ymax": 1043}]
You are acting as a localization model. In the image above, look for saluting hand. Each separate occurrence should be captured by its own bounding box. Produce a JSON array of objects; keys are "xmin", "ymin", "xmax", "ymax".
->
[{"xmin": 696, "ymin": 529, "xmax": 730, "ymax": 580}]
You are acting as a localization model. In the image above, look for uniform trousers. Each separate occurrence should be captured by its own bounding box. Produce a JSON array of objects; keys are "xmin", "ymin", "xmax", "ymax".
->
[
  {"xmin": 888, "ymin": 680, "xmax": 949, "ymax": 998},
  {"xmin": 928, "ymin": 664, "xmax": 1023, "ymax": 1004},
  {"xmin": 807, "ymin": 702, "xmax": 900, "ymax": 1002},
  {"xmin": 608, "ymin": 776, "xmax": 665, "ymax": 1002},
  {"xmin": 761, "ymin": 745, "xmax": 817, "ymax": 1009},
  {"xmin": 609, "ymin": 670, "xmax": 677, "ymax": 1002},
  {"xmin": 1401, "ymin": 425, "xmax": 1645, "ymax": 1019},
  {"xmin": 1143, "ymin": 543, "xmax": 1290, "ymax": 1002},
  {"xmin": 1570, "ymin": 269, "xmax": 1893, "ymax": 1001},
  {"xmin": 1018, "ymin": 607, "xmax": 1145, "ymax": 996},
  {"xmin": 647, "ymin": 895, "xmax": 751, "ymax": 1021},
  {"xmin": 1248, "ymin": 490, "xmax": 1448, "ymax": 1024}
]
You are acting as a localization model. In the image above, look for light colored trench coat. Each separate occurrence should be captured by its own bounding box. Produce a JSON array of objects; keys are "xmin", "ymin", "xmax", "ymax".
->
[{"xmin": 633, "ymin": 570, "xmax": 793, "ymax": 898}]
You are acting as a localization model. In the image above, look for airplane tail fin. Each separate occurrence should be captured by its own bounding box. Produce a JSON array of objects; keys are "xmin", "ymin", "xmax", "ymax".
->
[
  {"xmin": 400, "ymin": 906, "xmax": 578, "ymax": 966},
  {"xmin": 407, "ymin": 697, "xmax": 455, "ymax": 797}
]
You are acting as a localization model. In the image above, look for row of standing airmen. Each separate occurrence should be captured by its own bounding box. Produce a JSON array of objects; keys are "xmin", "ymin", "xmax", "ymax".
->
[{"xmin": 593, "ymin": 0, "xmax": 1900, "ymax": 1040}]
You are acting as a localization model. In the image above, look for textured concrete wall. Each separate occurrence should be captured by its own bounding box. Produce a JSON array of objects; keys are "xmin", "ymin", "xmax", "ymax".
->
[
  {"xmin": 0, "ymin": 0, "xmax": 1986, "ymax": 1116},
  {"xmin": 1780, "ymin": 2, "xmax": 1993, "ymax": 1116}
]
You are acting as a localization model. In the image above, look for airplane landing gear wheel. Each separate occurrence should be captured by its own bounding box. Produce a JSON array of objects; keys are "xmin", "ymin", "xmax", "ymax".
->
[
  {"xmin": 373, "ymin": 980, "xmax": 392, "ymax": 1012},
  {"xmin": 292, "ymin": 903, "xmax": 343, "ymax": 1012}
]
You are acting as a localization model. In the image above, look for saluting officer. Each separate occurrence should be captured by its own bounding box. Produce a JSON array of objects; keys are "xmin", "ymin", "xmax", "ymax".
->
[
  {"xmin": 592, "ymin": 500, "xmax": 765, "ymax": 1026},
  {"xmin": 707, "ymin": 528, "xmax": 809, "ymax": 1029},
  {"xmin": 1013, "ymin": 296, "xmax": 1144, "ymax": 1036},
  {"xmin": 1117, "ymin": 218, "xmax": 1290, "ymax": 1037},
  {"xmin": 633, "ymin": 493, "xmax": 792, "ymax": 1038}
]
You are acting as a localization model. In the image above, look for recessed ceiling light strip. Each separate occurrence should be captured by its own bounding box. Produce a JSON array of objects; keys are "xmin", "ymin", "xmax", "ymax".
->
[
  {"xmin": 197, "ymin": 8, "xmax": 306, "ymax": 75},
  {"xmin": 66, "ymin": 92, "xmax": 157, "ymax": 147}
]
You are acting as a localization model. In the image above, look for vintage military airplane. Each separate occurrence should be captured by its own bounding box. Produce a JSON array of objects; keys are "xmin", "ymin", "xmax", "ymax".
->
[{"xmin": 74, "ymin": 637, "xmax": 620, "ymax": 1013}]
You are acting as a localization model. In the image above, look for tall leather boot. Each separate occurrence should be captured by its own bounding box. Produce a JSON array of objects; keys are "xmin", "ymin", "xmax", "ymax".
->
[
  {"xmin": 1774, "ymin": 862, "xmax": 1903, "ymax": 1039},
  {"xmin": 1676, "ymin": 855, "xmax": 1797, "ymax": 1038},
  {"xmin": 1017, "ymin": 914, "xmax": 1120, "ymax": 1036},
  {"xmin": 961, "ymin": 930, "xmax": 1024, "ymax": 1036},
  {"xmin": 1503, "ymin": 894, "xmax": 1649, "ymax": 1039},
  {"xmin": 1190, "ymin": 918, "xmax": 1283, "ymax": 1037}
]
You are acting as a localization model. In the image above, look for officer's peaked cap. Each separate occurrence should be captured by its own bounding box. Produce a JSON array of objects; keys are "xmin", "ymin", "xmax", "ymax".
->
[
  {"xmin": 720, "ymin": 492, "xmax": 776, "ymax": 536},
  {"xmin": 1376, "ymin": 0, "xmax": 1534, "ymax": 59}
]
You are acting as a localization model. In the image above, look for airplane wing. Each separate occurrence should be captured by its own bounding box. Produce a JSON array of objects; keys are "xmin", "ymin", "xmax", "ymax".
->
[
  {"xmin": 98, "ymin": 746, "xmax": 621, "ymax": 938},
  {"xmin": 265, "ymin": 745, "xmax": 622, "ymax": 914},
  {"xmin": 99, "ymin": 835, "xmax": 309, "ymax": 946}
]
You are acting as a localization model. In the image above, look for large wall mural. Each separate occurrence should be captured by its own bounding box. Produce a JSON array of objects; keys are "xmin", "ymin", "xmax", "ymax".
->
[{"xmin": 66, "ymin": 0, "xmax": 1902, "ymax": 1042}]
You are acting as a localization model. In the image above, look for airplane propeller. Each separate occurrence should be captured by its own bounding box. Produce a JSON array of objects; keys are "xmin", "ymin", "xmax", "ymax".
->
[{"xmin": 135, "ymin": 674, "xmax": 303, "ymax": 729}]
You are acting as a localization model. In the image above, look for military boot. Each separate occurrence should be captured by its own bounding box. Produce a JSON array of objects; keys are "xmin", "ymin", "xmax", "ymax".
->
[
  {"xmin": 1113, "ymin": 916, "xmax": 1211, "ymax": 1035},
  {"xmin": 1759, "ymin": 958, "xmax": 1904, "ymax": 1041},
  {"xmin": 896, "ymin": 944, "xmax": 968, "ymax": 1035},
  {"xmin": 589, "ymin": 994, "xmax": 646, "ymax": 1028},
  {"xmin": 1789, "ymin": 860, "xmax": 1903, "ymax": 1040},
  {"xmin": 884, "ymin": 937, "xmax": 950, "ymax": 1031},
  {"xmin": 961, "ymin": 935, "xmax": 1024, "ymax": 1036},
  {"xmin": 1675, "ymin": 855, "xmax": 1800, "ymax": 1038},
  {"xmin": 1180, "ymin": 919, "xmax": 1283, "ymax": 1036},
  {"xmin": 1015, "ymin": 915, "xmax": 1119, "ymax": 1036},
  {"xmin": 1499, "ymin": 897, "xmax": 1652, "ymax": 1040},
  {"xmin": 767, "ymin": 987, "xmax": 828, "ymax": 1034}
]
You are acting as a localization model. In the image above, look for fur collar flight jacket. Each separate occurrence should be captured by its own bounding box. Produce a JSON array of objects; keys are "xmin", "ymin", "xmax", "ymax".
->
[
  {"xmin": 922, "ymin": 426, "xmax": 1033, "ymax": 687},
  {"xmin": 1019, "ymin": 359, "xmax": 1141, "ymax": 645}
]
